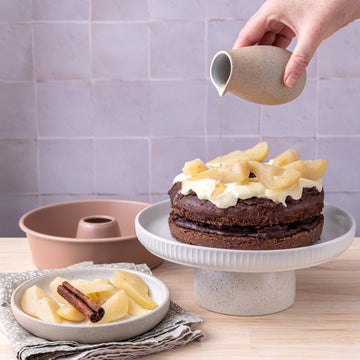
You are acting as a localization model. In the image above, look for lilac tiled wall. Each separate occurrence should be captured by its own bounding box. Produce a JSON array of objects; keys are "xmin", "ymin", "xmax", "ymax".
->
[{"xmin": 1, "ymin": 0, "xmax": 359, "ymax": 236}]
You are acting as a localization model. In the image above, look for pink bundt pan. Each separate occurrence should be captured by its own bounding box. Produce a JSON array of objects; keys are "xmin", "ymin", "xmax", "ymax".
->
[{"xmin": 19, "ymin": 200, "xmax": 163, "ymax": 269}]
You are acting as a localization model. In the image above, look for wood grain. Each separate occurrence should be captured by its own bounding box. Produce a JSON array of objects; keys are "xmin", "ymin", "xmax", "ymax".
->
[{"xmin": 1, "ymin": 237, "xmax": 360, "ymax": 360}]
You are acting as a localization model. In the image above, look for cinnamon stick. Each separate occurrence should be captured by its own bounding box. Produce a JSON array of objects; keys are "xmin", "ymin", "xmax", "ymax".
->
[{"xmin": 57, "ymin": 281, "xmax": 104, "ymax": 323}]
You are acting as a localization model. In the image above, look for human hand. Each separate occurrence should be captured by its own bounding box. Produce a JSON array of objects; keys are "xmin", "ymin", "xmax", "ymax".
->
[{"xmin": 233, "ymin": 0, "xmax": 360, "ymax": 88}]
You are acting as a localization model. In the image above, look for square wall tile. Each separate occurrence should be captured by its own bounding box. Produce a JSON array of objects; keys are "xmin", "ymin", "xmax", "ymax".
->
[
  {"xmin": 93, "ymin": 80, "xmax": 150, "ymax": 137},
  {"xmin": 95, "ymin": 139, "xmax": 149, "ymax": 194},
  {"xmin": 92, "ymin": 0, "xmax": 147, "ymax": 21},
  {"xmin": 262, "ymin": 79, "xmax": 317, "ymax": 137},
  {"xmin": 207, "ymin": 82, "xmax": 260, "ymax": 136},
  {"xmin": 92, "ymin": 23, "xmax": 148, "ymax": 79},
  {"xmin": 262, "ymin": 137, "xmax": 316, "ymax": 161},
  {"xmin": 319, "ymin": 21, "xmax": 360, "ymax": 78},
  {"xmin": 207, "ymin": 0, "xmax": 265, "ymax": 20},
  {"xmin": 151, "ymin": 80, "xmax": 206, "ymax": 136},
  {"xmin": 207, "ymin": 20, "xmax": 246, "ymax": 71},
  {"xmin": 0, "ymin": 139, "xmax": 38, "ymax": 194},
  {"xmin": 318, "ymin": 137, "xmax": 360, "ymax": 192},
  {"xmin": 150, "ymin": 0, "xmax": 206, "ymax": 20},
  {"xmin": 38, "ymin": 81, "xmax": 92, "ymax": 137},
  {"xmin": 0, "ymin": 24, "xmax": 33, "ymax": 81},
  {"xmin": 0, "ymin": 0, "xmax": 31, "ymax": 21},
  {"xmin": 0, "ymin": 82, "xmax": 36, "ymax": 139},
  {"xmin": 150, "ymin": 21, "xmax": 205, "ymax": 79},
  {"xmin": 206, "ymin": 136, "xmax": 260, "ymax": 162},
  {"xmin": 34, "ymin": 24, "xmax": 90, "ymax": 80},
  {"xmin": 39, "ymin": 139, "xmax": 93, "ymax": 193},
  {"xmin": 319, "ymin": 79, "xmax": 360, "ymax": 135},
  {"xmin": 0, "ymin": 194, "xmax": 39, "ymax": 236},
  {"xmin": 325, "ymin": 192, "xmax": 360, "ymax": 236},
  {"xmin": 33, "ymin": 0, "xmax": 89, "ymax": 21},
  {"xmin": 151, "ymin": 137, "xmax": 206, "ymax": 193}
]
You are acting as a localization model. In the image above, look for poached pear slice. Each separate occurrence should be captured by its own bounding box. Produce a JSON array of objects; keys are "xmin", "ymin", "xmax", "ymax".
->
[
  {"xmin": 207, "ymin": 141, "xmax": 268, "ymax": 166},
  {"xmin": 20, "ymin": 285, "xmax": 62, "ymax": 324},
  {"xmin": 94, "ymin": 278, "xmax": 119, "ymax": 303},
  {"xmin": 189, "ymin": 160, "xmax": 250, "ymax": 185},
  {"xmin": 128, "ymin": 297, "xmax": 149, "ymax": 317},
  {"xmin": 88, "ymin": 290, "xmax": 128, "ymax": 325},
  {"xmin": 270, "ymin": 148, "xmax": 300, "ymax": 167},
  {"xmin": 113, "ymin": 270, "xmax": 157, "ymax": 310},
  {"xmin": 57, "ymin": 304, "xmax": 86, "ymax": 322},
  {"xmin": 49, "ymin": 276, "xmax": 69, "ymax": 304},
  {"xmin": 183, "ymin": 158, "xmax": 208, "ymax": 177},
  {"xmin": 284, "ymin": 159, "xmax": 328, "ymax": 181},
  {"xmin": 211, "ymin": 183, "xmax": 227, "ymax": 199},
  {"xmin": 249, "ymin": 161, "xmax": 301, "ymax": 190}
]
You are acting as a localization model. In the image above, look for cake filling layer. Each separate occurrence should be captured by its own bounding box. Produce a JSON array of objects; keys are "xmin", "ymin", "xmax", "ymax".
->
[
  {"xmin": 174, "ymin": 173, "xmax": 323, "ymax": 208},
  {"xmin": 170, "ymin": 213, "xmax": 324, "ymax": 240}
]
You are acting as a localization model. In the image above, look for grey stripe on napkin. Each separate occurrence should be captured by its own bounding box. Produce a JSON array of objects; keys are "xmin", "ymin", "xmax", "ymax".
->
[{"xmin": 0, "ymin": 262, "xmax": 204, "ymax": 360}]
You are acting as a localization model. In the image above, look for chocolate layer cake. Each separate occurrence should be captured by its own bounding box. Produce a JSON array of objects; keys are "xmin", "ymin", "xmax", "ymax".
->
[{"xmin": 168, "ymin": 142, "xmax": 327, "ymax": 250}]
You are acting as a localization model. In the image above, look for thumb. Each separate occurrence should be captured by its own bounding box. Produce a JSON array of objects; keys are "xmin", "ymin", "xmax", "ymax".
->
[{"xmin": 284, "ymin": 34, "xmax": 319, "ymax": 88}]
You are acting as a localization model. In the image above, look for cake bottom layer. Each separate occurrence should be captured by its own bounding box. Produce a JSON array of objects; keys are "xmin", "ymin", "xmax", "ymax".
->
[{"xmin": 168, "ymin": 215, "xmax": 324, "ymax": 250}]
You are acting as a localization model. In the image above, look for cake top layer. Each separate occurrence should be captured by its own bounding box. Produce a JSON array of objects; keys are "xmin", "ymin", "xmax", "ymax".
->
[{"xmin": 173, "ymin": 142, "xmax": 327, "ymax": 208}]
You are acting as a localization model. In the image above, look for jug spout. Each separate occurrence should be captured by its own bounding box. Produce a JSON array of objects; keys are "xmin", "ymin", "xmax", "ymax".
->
[{"xmin": 210, "ymin": 51, "xmax": 232, "ymax": 97}]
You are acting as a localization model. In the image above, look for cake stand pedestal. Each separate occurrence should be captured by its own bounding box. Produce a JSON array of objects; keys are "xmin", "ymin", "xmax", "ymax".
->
[
  {"xmin": 194, "ymin": 269, "xmax": 295, "ymax": 315},
  {"xmin": 135, "ymin": 201, "xmax": 355, "ymax": 316}
]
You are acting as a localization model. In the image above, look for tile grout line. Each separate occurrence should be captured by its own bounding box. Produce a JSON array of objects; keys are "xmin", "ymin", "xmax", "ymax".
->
[
  {"xmin": 30, "ymin": 0, "xmax": 41, "ymax": 207},
  {"xmin": 1, "ymin": 76, "xmax": 360, "ymax": 84},
  {"xmin": 315, "ymin": 50, "xmax": 320, "ymax": 158},
  {"xmin": 147, "ymin": 0, "xmax": 152, "ymax": 203},
  {"xmin": 89, "ymin": 0, "xmax": 96, "ymax": 199},
  {"xmin": 0, "ymin": 16, "xmax": 254, "ymax": 26},
  {"xmin": 147, "ymin": 0, "xmax": 151, "ymax": 81},
  {"xmin": 10, "ymin": 133, "xmax": 360, "ymax": 140},
  {"xmin": 204, "ymin": 5, "xmax": 209, "ymax": 160}
]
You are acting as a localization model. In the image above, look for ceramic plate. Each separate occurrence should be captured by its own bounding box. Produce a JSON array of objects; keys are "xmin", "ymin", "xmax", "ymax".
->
[
  {"xmin": 11, "ymin": 268, "xmax": 170, "ymax": 343},
  {"xmin": 135, "ymin": 201, "xmax": 356, "ymax": 273}
]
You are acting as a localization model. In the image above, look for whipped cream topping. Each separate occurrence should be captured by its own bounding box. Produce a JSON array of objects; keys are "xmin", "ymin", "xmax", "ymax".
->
[{"xmin": 173, "ymin": 173, "xmax": 322, "ymax": 209}]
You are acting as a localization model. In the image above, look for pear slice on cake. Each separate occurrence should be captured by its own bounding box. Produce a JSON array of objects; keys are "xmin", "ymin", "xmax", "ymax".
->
[
  {"xmin": 183, "ymin": 158, "xmax": 208, "ymax": 177},
  {"xmin": 270, "ymin": 148, "xmax": 301, "ymax": 167},
  {"xmin": 284, "ymin": 159, "xmax": 328, "ymax": 181},
  {"xmin": 189, "ymin": 160, "xmax": 250, "ymax": 185},
  {"xmin": 249, "ymin": 161, "xmax": 301, "ymax": 190},
  {"xmin": 207, "ymin": 142, "xmax": 268, "ymax": 166}
]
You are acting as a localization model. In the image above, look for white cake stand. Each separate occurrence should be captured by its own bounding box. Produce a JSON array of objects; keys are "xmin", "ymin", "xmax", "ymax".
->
[{"xmin": 135, "ymin": 201, "xmax": 355, "ymax": 316}]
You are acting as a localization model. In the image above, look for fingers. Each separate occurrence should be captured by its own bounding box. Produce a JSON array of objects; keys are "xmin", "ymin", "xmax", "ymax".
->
[
  {"xmin": 257, "ymin": 31, "xmax": 293, "ymax": 48},
  {"xmin": 257, "ymin": 31, "xmax": 276, "ymax": 45},
  {"xmin": 283, "ymin": 33, "xmax": 319, "ymax": 88},
  {"xmin": 232, "ymin": 14, "xmax": 269, "ymax": 49},
  {"xmin": 233, "ymin": 10, "xmax": 296, "ymax": 49},
  {"xmin": 272, "ymin": 33, "xmax": 292, "ymax": 48}
]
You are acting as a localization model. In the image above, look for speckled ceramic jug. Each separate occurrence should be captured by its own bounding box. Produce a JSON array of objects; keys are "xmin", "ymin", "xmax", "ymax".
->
[{"xmin": 210, "ymin": 45, "xmax": 306, "ymax": 105}]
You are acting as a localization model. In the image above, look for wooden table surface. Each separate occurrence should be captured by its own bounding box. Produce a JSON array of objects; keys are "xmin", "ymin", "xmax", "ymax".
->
[{"xmin": 1, "ymin": 237, "xmax": 360, "ymax": 360}]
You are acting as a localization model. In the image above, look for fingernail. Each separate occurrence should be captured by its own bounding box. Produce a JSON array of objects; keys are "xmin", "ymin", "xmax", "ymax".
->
[{"xmin": 285, "ymin": 73, "xmax": 299, "ymax": 88}]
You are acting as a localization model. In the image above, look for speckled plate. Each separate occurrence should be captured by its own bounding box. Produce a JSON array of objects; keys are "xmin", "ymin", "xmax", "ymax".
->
[
  {"xmin": 11, "ymin": 268, "xmax": 170, "ymax": 343},
  {"xmin": 135, "ymin": 201, "xmax": 356, "ymax": 273}
]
